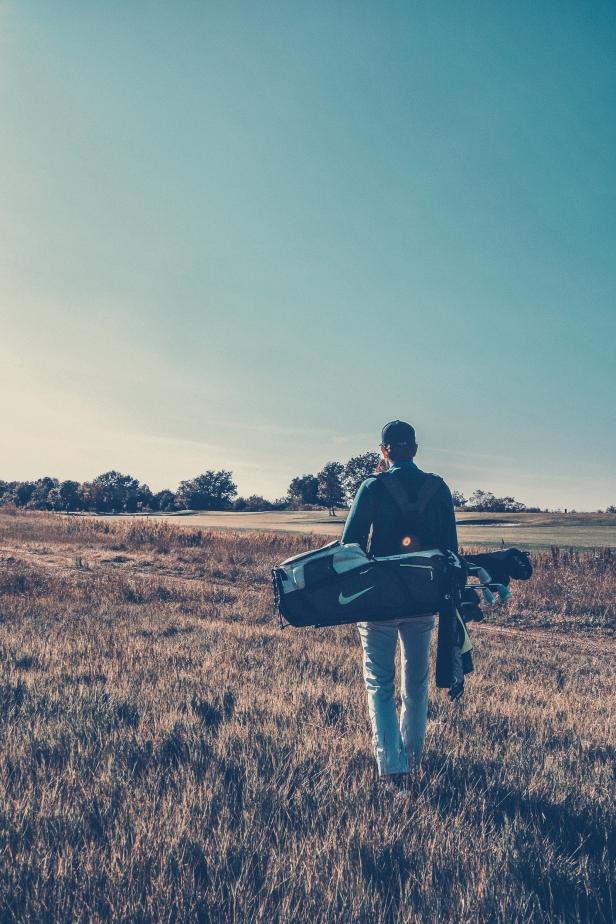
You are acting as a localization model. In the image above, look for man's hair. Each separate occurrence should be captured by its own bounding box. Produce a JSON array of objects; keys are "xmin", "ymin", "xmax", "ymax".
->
[{"xmin": 385, "ymin": 440, "xmax": 417, "ymax": 462}]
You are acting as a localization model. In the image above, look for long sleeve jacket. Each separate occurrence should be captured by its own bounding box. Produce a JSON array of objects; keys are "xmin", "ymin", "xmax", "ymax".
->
[{"xmin": 341, "ymin": 460, "xmax": 459, "ymax": 556}]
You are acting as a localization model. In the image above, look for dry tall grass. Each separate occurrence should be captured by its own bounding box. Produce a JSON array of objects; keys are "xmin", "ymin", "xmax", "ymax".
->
[{"xmin": 0, "ymin": 511, "xmax": 614, "ymax": 922}]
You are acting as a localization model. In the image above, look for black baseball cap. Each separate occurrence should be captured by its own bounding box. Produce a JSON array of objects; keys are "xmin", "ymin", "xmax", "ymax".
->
[{"xmin": 381, "ymin": 419, "xmax": 417, "ymax": 447}]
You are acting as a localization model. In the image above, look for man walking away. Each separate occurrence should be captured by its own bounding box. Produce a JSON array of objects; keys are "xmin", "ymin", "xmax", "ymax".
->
[{"xmin": 341, "ymin": 420, "xmax": 458, "ymax": 785}]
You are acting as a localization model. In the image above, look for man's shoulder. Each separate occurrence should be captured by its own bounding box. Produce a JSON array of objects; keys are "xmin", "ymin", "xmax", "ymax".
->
[
  {"xmin": 399, "ymin": 468, "xmax": 453, "ymax": 503},
  {"xmin": 419, "ymin": 470, "xmax": 452, "ymax": 495},
  {"xmin": 360, "ymin": 467, "xmax": 452, "ymax": 498},
  {"xmin": 356, "ymin": 474, "xmax": 381, "ymax": 495}
]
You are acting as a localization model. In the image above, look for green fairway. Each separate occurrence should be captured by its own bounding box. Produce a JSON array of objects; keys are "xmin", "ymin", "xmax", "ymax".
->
[{"xmin": 97, "ymin": 510, "xmax": 616, "ymax": 550}]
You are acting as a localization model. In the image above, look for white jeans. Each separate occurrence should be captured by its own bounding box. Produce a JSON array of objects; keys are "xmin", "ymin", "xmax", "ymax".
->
[{"xmin": 357, "ymin": 614, "xmax": 435, "ymax": 777}]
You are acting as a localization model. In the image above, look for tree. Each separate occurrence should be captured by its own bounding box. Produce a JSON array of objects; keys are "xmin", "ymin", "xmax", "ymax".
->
[
  {"xmin": 90, "ymin": 471, "xmax": 141, "ymax": 513},
  {"xmin": 343, "ymin": 452, "xmax": 380, "ymax": 503},
  {"xmin": 317, "ymin": 462, "xmax": 345, "ymax": 516},
  {"xmin": 452, "ymin": 490, "xmax": 467, "ymax": 508},
  {"xmin": 468, "ymin": 490, "xmax": 497, "ymax": 511},
  {"xmin": 12, "ymin": 482, "xmax": 36, "ymax": 507},
  {"xmin": 127, "ymin": 483, "xmax": 154, "ymax": 513},
  {"xmin": 607, "ymin": 505, "xmax": 616, "ymax": 514},
  {"xmin": 499, "ymin": 496, "xmax": 527, "ymax": 513},
  {"xmin": 467, "ymin": 489, "xmax": 527, "ymax": 513},
  {"xmin": 287, "ymin": 474, "xmax": 319, "ymax": 508},
  {"xmin": 49, "ymin": 480, "xmax": 82, "ymax": 512},
  {"xmin": 233, "ymin": 495, "xmax": 273, "ymax": 511},
  {"xmin": 27, "ymin": 477, "xmax": 59, "ymax": 510},
  {"xmin": 79, "ymin": 481, "xmax": 107, "ymax": 512},
  {"xmin": 153, "ymin": 490, "xmax": 177, "ymax": 512},
  {"xmin": 176, "ymin": 471, "xmax": 237, "ymax": 511}
]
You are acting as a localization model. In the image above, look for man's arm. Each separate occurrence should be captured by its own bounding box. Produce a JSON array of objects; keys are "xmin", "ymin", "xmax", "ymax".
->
[
  {"xmin": 433, "ymin": 482, "xmax": 459, "ymax": 553},
  {"xmin": 341, "ymin": 479, "xmax": 374, "ymax": 551}
]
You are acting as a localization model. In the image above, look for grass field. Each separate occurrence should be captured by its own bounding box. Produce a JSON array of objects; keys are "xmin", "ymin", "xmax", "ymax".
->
[
  {"xmin": 96, "ymin": 510, "xmax": 616, "ymax": 551},
  {"xmin": 0, "ymin": 510, "xmax": 614, "ymax": 922}
]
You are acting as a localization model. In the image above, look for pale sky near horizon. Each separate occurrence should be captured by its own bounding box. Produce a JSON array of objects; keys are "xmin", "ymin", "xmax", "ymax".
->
[{"xmin": 2, "ymin": 1, "xmax": 615, "ymax": 509}]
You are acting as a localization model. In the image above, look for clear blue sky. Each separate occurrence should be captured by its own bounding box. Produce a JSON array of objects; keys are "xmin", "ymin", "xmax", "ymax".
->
[{"xmin": 2, "ymin": 1, "xmax": 615, "ymax": 509}]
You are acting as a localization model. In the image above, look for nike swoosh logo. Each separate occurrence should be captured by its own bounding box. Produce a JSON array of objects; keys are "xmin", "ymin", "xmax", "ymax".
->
[{"xmin": 339, "ymin": 587, "xmax": 375, "ymax": 605}]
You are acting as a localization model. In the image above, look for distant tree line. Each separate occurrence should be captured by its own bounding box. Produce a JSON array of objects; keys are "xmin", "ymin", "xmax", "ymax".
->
[
  {"xmin": 0, "ymin": 453, "xmax": 383, "ymax": 516},
  {"xmin": 3, "ymin": 455, "xmax": 603, "ymax": 515},
  {"xmin": 0, "ymin": 471, "xmax": 241, "ymax": 514},
  {"xmin": 451, "ymin": 489, "xmax": 541, "ymax": 513}
]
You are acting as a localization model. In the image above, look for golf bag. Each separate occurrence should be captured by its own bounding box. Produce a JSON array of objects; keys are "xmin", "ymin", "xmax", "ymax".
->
[
  {"xmin": 272, "ymin": 541, "xmax": 457, "ymax": 629},
  {"xmin": 272, "ymin": 542, "xmax": 532, "ymax": 699},
  {"xmin": 272, "ymin": 542, "xmax": 531, "ymax": 629}
]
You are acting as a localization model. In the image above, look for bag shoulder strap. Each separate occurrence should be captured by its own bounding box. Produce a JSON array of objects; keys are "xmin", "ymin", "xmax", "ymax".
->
[{"xmin": 377, "ymin": 471, "xmax": 444, "ymax": 518}]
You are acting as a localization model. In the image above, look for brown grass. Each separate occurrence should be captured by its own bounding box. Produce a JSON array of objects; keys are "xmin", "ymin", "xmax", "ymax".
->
[{"xmin": 0, "ymin": 511, "xmax": 614, "ymax": 922}]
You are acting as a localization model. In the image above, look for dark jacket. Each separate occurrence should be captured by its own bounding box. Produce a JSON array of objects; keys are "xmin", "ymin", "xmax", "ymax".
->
[{"xmin": 341, "ymin": 460, "xmax": 458, "ymax": 556}]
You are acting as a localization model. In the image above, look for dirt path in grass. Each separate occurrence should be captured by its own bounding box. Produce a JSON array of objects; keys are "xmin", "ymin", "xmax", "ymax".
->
[
  {"xmin": 471, "ymin": 621, "xmax": 615, "ymax": 656},
  {"xmin": 2, "ymin": 542, "xmax": 615, "ymax": 656}
]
